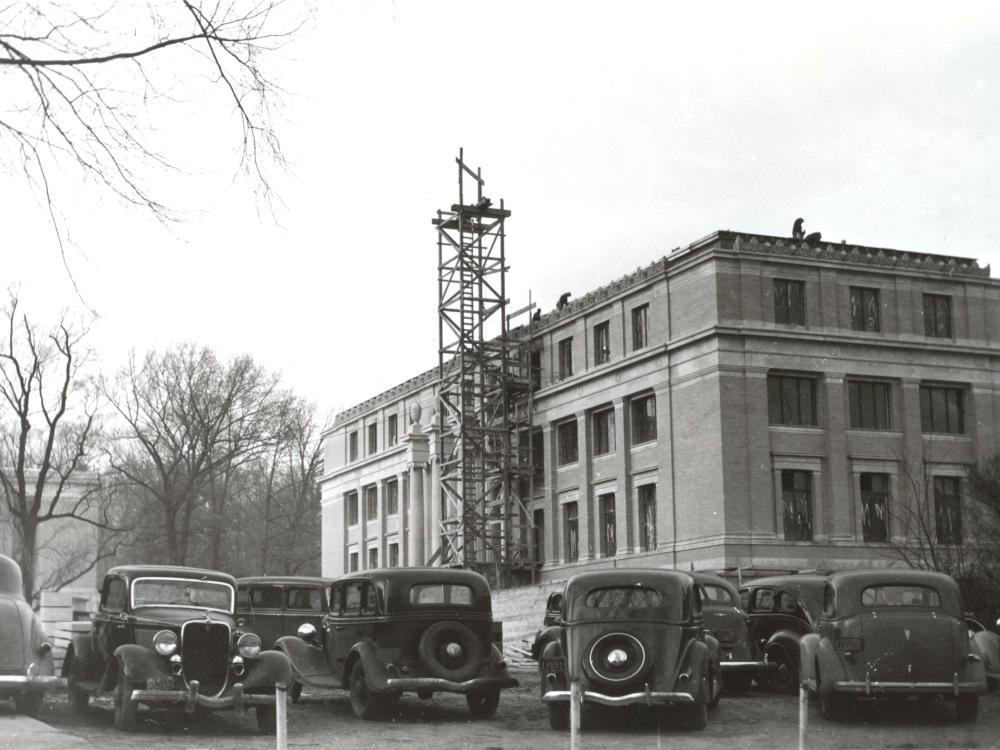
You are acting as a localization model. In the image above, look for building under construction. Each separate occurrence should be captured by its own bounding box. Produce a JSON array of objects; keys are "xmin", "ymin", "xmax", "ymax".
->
[{"xmin": 319, "ymin": 155, "xmax": 1000, "ymax": 585}]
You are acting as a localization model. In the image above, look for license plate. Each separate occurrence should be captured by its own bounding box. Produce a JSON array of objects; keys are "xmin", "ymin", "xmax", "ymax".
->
[
  {"xmin": 146, "ymin": 675, "xmax": 175, "ymax": 691},
  {"xmin": 539, "ymin": 658, "xmax": 565, "ymax": 673}
]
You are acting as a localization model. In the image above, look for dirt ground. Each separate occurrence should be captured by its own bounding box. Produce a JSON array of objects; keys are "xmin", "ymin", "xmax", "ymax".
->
[{"xmin": 18, "ymin": 666, "xmax": 1000, "ymax": 749}]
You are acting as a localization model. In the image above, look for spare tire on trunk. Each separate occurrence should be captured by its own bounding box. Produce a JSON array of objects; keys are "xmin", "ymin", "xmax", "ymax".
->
[{"xmin": 418, "ymin": 620, "xmax": 483, "ymax": 682}]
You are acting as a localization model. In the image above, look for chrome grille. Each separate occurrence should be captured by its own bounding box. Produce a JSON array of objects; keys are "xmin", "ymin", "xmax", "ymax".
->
[{"xmin": 181, "ymin": 620, "xmax": 230, "ymax": 696}]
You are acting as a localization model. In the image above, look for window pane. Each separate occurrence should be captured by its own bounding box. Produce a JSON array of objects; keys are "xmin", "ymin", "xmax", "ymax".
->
[
  {"xmin": 861, "ymin": 472, "xmax": 889, "ymax": 543},
  {"xmin": 781, "ymin": 469, "xmax": 813, "ymax": 541}
]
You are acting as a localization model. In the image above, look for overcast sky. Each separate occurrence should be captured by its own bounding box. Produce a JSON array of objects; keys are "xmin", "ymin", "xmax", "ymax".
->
[{"xmin": 6, "ymin": 1, "xmax": 1000, "ymax": 420}]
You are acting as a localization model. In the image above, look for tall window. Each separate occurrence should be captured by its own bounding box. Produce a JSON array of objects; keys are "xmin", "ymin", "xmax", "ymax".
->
[
  {"xmin": 348, "ymin": 431, "xmax": 358, "ymax": 462},
  {"xmin": 532, "ymin": 508, "xmax": 545, "ymax": 564},
  {"xmin": 347, "ymin": 491, "xmax": 359, "ymax": 526},
  {"xmin": 860, "ymin": 473, "xmax": 889, "ymax": 543},
  {"xmin": 387, "ymin": 414, "xmax": 398, "ymax": 447},
  {"xmin": 630, "ymin": 394, "xmax": 657, "ymax": 444},
  {"xmin": 593, "ymin": 321, "xmax": 610, "ymax": 365},
  {"xmin": 599, "ymin": 494, "xmax": 616, "ymax": 558},
  {"xmin": 558, "ymin": 337, "xmax": 573, "ymax": 380},
  {"xmin": 781, "ymin": 470, "xmax": 813, "ymax": 542},
  {"xmin": 934, "ymin": 476, "xmax": 962, "ymax": 544},
  {"xmin": 348, "ymin": 551, "xmax": 359, "ymax": 572},
  {"xmin": 367, "ymin": 423, "xmax": 377, "ymax": 454},
  {"xmin": 774, "ymin": 279, "xmax": 805, "ymax": 325},
  {"xmin": 385, "ymin": 479, "xmax": 399, "ymax": 515},
  {"xmin": 557, "ymin": 419, "xmax": 578, "ymax": 465},
  {"xmin": 592, "ymin": 408, "xmax": 615, "ymax": 456},
  {"xmin": 388, "ymin": 543, "xmax": 399, "ymax": 568},
  {"xmin": 767, "ymin": 374, "xmax": 817, "ymax": 426},
  {"xmin": 529, "ymin": 349, "xmax": 542, "ymax": 389},
  {"xmin": 923, "ymin": 294, "xmax": 952, "ymax": 338},
  {"xmin": 638, "ymin": 485, "xmax": 656, "ymax": 552},
  {"xmin": 368, "ymin": 547, "xmax": 378, "ymax": 570},
  {"xmin": 365, "ymin": 485, "xmax": 378, "ymax": 520},
  {"xmin": 850, "ymin": 287, "xmax": 880, "ymax": 332},
  {"xmin": 632, "ymin": 304, "xmax": 648, "ymax": 350},
  {"xmin": 848, "ymin": 381, "xmax": 891, "ymax": 430},
  {"xmin": 564, "ymin": 502, "xmax": 579, "ymax": 563},
  {"xmin": 920, "ymin": 384, "xmax": 965, "ymax": 434},
  {"xmin": 531, "ymin": 428, "xmax": 544, "ymax": 483}
]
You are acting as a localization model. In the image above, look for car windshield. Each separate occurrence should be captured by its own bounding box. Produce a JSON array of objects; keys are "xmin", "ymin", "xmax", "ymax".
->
[
  {"xmin": 861, "ymin": 584, "xmax": 941, "ymax": 608},
  {"xmin": 132, "ymin": 578, "xmax": 234, "ymax": 613},
  {"xmin": 701, "ymin": 584, "xmax": 736, "ymax": 605},
  {"xmin": 409, "ymin": 583, "xmax": 473, "ymax": 606}
]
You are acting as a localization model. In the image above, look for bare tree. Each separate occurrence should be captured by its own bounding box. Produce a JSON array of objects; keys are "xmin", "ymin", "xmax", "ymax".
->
[
  {"xmin": 106, "ymin": 343, "xmax": 296, "ymax": 564},
  {"xmin": 0, "ymin": 1, "xmax": 306, "ymax": 285},
  {"xmin": 0, "ymin": 294, "xmax": 116, "ymax": 600}
]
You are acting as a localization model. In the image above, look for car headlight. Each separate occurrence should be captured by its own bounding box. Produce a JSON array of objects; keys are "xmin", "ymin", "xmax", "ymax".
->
[
  {"xmin": 153, "ymin": 630, "xmax": 179, "ymax": 656},
  {"xmin": 237, "ymin": 632, "xmax": 261, "ymax": 659}
]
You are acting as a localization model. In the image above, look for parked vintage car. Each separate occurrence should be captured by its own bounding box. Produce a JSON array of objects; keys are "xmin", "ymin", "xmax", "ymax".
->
[
  {"xmin": 62, "ymin": 565, "xmax": 293, "ymax": 732},
  {"xmin": 967, "ymin": 616, "xmax": 1000, "ymax": 690},
  {"xmin": 800, "ymin": 569, "xmax": 988, "ymax": 721},
  {"xmin": 538, "ymin": 570, "xmax": 721, "ymax": 732},
  {"xmin": 739, "ymin": 574, "xmax": 827, "ymax": 693},
  {"xmin": 691, "ymin": 572, "xmax": 767, "ymax": 693},
  {"xmin": 0, "ymin": 554, "xmax": 59, "ymax": 716},
  {"xmin": 529, "ymin": 591, "xmax": 563, "ymax": 660},
  {"xmin": 236, "ymin": 575, "xmax": 334, "ymax": 702},
  {"xmin": 275, "ymin": 567, "xmax": 517, "ymax": 719}
]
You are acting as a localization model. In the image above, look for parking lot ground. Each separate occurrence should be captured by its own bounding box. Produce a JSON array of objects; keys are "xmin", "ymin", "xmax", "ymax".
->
[{"xmin": 17, "ymin": 666, "xmax": 1000, "ymax": 749}]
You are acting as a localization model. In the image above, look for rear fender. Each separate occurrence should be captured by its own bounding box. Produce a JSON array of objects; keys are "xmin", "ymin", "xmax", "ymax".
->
[
  {"xmin": 274, "ymin": 635, "xmax": 329, "ymax": 686},
  {"xmin": 63, "ymin": 636, "xmax": 94, "ymax": 679},
  {"xmin": 799, "ymin": 634, "xmax": 819, "ymax": 687},
  {"xmin": 350, "ymin": 639, "xmax": 388, "ymax": 691},
  {"xmin": 242, "ymin": 650, "xmax": 293, "ymax": 690},
  {"xmin": 539, "ymin": 639, "xmax": 566, "ymax": 694},
  {"xmin": 675, "ymin": 638, "xmax": 708, "ymax": 692},
  {"xmin": 766, "ymin": 630, "xmax": 802, "ymax": 667}
]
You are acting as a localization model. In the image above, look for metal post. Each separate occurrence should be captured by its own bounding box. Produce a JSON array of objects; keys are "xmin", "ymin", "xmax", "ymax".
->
[
  {"xmin": 276, "ymin": 681, "xmax": 288, "ymax": 750},
  {"xmin": 569, "ymin": 680, "xmax": 581, "ymax": 749},
  {"xmin": 798, "ymin": 683, "xmax": 807, "ymax": 750}
]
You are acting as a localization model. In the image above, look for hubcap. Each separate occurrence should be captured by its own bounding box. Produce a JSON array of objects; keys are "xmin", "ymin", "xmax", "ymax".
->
[
  {"xmin": 607, "ymin": 648, "xmax": 629, "ymax": 667},
  {"xmin": 445, "ymin": 642, "xmax": 463, "ymax": 659}
]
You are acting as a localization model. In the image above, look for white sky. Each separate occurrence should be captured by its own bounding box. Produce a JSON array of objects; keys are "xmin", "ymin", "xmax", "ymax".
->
[{"xmin": 5, "ymin": 1, "xmax": 1000, "ymax": 420}]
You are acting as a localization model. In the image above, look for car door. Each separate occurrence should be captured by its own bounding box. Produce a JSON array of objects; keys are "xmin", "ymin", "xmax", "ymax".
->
[
  {"xmin": 744, "ymin": 586, "xmax": 777, "ymax": 647},
  {"xmin": 284, "ymin": 585, "xmax": 324, "ymax": 641},
  {"xmin": 326, "ymin": 581, "xmax": 361, "ymax": 682},
  {"xmin": 93, "ymin": 575, "xmax": 130, "ymax": 668},
  {"xmin": 243, "ymin": 584, "xmax": 284, "ymax": 648}
]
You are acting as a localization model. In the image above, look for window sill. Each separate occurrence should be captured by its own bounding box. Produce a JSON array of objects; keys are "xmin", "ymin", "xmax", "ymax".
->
[{"xmin": 630, "ymin": 439, "xmax": 657, "ymax": 449}]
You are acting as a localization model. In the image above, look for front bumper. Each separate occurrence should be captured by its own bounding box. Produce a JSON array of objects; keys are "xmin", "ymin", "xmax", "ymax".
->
[
  {"xmin": 385, "ymin": 675, "xmax": 518, "ymax": 694},
  {"xmin": 130, "ymin": 680, "xmax": 277, "ymax": 713},
  {"xmin": 834, "ymin": 677, "xmax": 986, "ymax": 696},
  {"xmin": 720, "ymin": 660, "xmax": 768, "ymax": 673},
  {"xmin": 543, "ymin": 687, "xmax": 695, "ymax": 707},
  {"xmin": 0, "ymin": 674, "xmax": 62, "ymax": 692}
]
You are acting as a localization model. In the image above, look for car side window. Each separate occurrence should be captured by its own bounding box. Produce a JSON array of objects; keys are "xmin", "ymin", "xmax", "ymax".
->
[
  {"xmin": 236, "ymin": 586, "xmax": 250, "ymax": 609},
  {"xmin": 102, "ymin": 577, "xmax": 127, "ymax": 614},
  {"xmin": 739, "ymin": 589, "xmax": 750, "ymax": 610},
  {"xmin": 343, "ymin": 582, "xmax": 363, "ymax": 616},
  {"xmin": 360, "ymin": 583, "xmax": 379, "ymax": 616},
  {"xmin": 250, "ymin": 586, "xmax": 283, "ymax": 609},
  {"xmin": 328, "ymin": 585, "xmax": 341, "ymax": 613},
  {"xmin": 823, "ymin": 584, "xmax": 835, "ymax": 617},
  {"xmin": 754, "ymin": 588, "xmax": 775, "ymax": 612},
  {"xmin": 287, "ymin": 587, "xmax": 320, "ymax": 610},
  {"xmin": 777, "ymin": 591, "xmax": 797, "ymax": 613}
]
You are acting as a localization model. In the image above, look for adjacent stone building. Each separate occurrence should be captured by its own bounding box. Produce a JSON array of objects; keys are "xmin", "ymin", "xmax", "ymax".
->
[{"xmin": 320, "ymin": 229, "xmax": 1000, "ymax": 581}]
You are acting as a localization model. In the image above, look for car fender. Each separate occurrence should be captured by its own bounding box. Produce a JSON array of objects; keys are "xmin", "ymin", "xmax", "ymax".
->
[
  {"xmin": 531, "ymin": 624, "xmax": 561, "ymax": 660},
  {"xmin": 63, "ymin": 635, "xmax": 94, "ymax": 679},
  {"xmin": 538, "ymin": 639, "xmax": 566, "ymax": 694},
  {"xmin": 675, "ymin": 637, "xmax": 709, "ymax": 691},
  {"xmin": 242, "ymin": 649, "xmax": 294, "ymax": 690},
  {"xmin": 347, "ymin": 639, "xmax": 389, "ymax": 692},
  {"xmin": 765, "ymin": 629, "xmax": 802, "ymax": 666},
  {"xmin": 799, "ymin": 633, "xmax": 820, "ymax": 687},
  {"xmin": 110, "ymin": 643, "xmax": 167, "ymax": 687},
  {"xmin": 274, "ymin": 635, "xmax": 330, "ymax": 686},
  {"xmin": 972, "ymin": 630, "xmax": 1000, "ymax": 677},
  {"xmin": 813, "ymin": 636, "xmax": 850, "ymax": 689}
]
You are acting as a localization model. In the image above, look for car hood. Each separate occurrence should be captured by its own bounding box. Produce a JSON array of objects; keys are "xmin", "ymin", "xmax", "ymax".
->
[
  {"xmin": 0, "ymin": 596, "xmax": 31, "ymax": 671},
  {"xmin": 129, "ymin": 606, "xmax": 236, "ymax": 628}
]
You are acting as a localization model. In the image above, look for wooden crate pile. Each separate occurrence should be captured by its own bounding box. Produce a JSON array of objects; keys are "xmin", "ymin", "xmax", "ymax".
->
[{"xmin": 39, "ymin": 591, "xmax": 96, "ymax": 672}]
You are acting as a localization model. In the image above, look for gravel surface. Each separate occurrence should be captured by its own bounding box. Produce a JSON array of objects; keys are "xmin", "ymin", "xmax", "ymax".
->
[{"xmin": 23, "ymin": 666, "xmax": 1000, "ymax": 749}]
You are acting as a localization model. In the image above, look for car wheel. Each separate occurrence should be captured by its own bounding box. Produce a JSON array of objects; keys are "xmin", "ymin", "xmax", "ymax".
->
[
  {"xmin": 547, "ymin": 702, "xmax": 569, "ymax": 731},
  {"xmin": 708, "ymin": 667, "xmax": 721, "ymax": 709},
  {"xmin": 349, "ymin": 660, "xmax": 384, "ymax": 720},
  {"xmin": 417, "ymin": 620, "xmax": 483, "ymax": 682},
  {"xmin": 112, "ymin": 665, "xmax": 140, "ymax": 732},
  {"xmin": 723, "ymin": 673, "xmax": 753, "ymax": 694},
  {"xmin": 768, "ymin": 652, "xmax": 797, "ymax": 694},
  {"xmin": 14, "ymin": 691, "xmax": 43, "ymax": 717},
  {"xmin": 466, "ymin": 689, "xmax": 500, "ymax": 719},
  {"xmin": 955, "ymin": 694, "xmax": 979, "ymax": 723},
  {"xmin": 255, "ymin": 704, "xmax": 277, "ymax": 733},
  {"xmin": 680, "ymin": 676, "xmax": 709, "ymax": 731},
  {"xmin": 289, "ymin": 681, "xmax": 303, "ymax": 704},
  {"xmin": 819, "ymin": 692, "xmax": 844, "ymax": 720}
]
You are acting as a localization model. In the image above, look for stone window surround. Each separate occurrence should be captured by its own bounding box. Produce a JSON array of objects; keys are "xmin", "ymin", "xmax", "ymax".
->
[
  {"xmin": 849, "ymin": 458, "xmax": 898, "ymax": 543},
  {"xmin": 772, "ymin": 454, "xmax": 823, "ymax": 541}
]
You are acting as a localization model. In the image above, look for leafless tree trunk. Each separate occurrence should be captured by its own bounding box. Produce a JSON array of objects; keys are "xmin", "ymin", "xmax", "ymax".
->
[{"xmin": 0, "ymin": 294, "xmax": 117, "ymax": 601}]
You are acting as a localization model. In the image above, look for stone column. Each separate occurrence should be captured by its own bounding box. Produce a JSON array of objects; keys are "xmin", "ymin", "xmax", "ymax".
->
[
  {"xmin": 425, "ymin": 419, "xmax": 441, "ymax": 561},
  {"xmin": 577, "ymin": 411, "xmax": 593, "ymax": 561},
  {"xmin": 398, "ymin": 471, "xmax": 409, "ymax": 566},
  {"xmin": 823, "ymin": 373, "xmax": 850, "ymax": 541},
  {"xmin": 612, "ymin": 398, "xmax": 630, "ymax": 556},
  {"xmin": 653, "ymin": 383, "xmax": 674, "ymax": 556},
  {"xmin": 403, "ymin": 421, "xmax": 429, "ymax": 566}
]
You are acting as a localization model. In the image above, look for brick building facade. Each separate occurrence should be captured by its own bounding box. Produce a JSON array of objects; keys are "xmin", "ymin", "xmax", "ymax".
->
[{"xmin": 320, "ymin": 230, "xmax": 1000, "ymax": 581}]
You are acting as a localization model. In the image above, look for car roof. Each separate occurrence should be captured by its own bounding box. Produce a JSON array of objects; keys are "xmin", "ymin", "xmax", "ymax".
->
[
  {"xmin": 740, "ymin": 574, "xmax": 829, "ymax": 617},
  {"xmin": 334, "ymin": 566, "xmax": 490, "ymax": 589},
  {"xmin": 689, "ymin": 572, "xmax": 740, "ymax": 598},
  {"xmin": 107, "ymin": 564, "xmax": 237, "ymax": 587},
  {"xmin": 827, "ymin": 568, "xmax": 963, "ymax": 615},
  {"xmin": 565, "ymin": 569, "xmax": 694, "ymax": 596},
  {"xmin": 237, "ymin": 576, "xmax": 335, "ymax": 586},
  {"xmin": 0, "ymin": 554, "xmax": 23, "ymax": 598}
]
